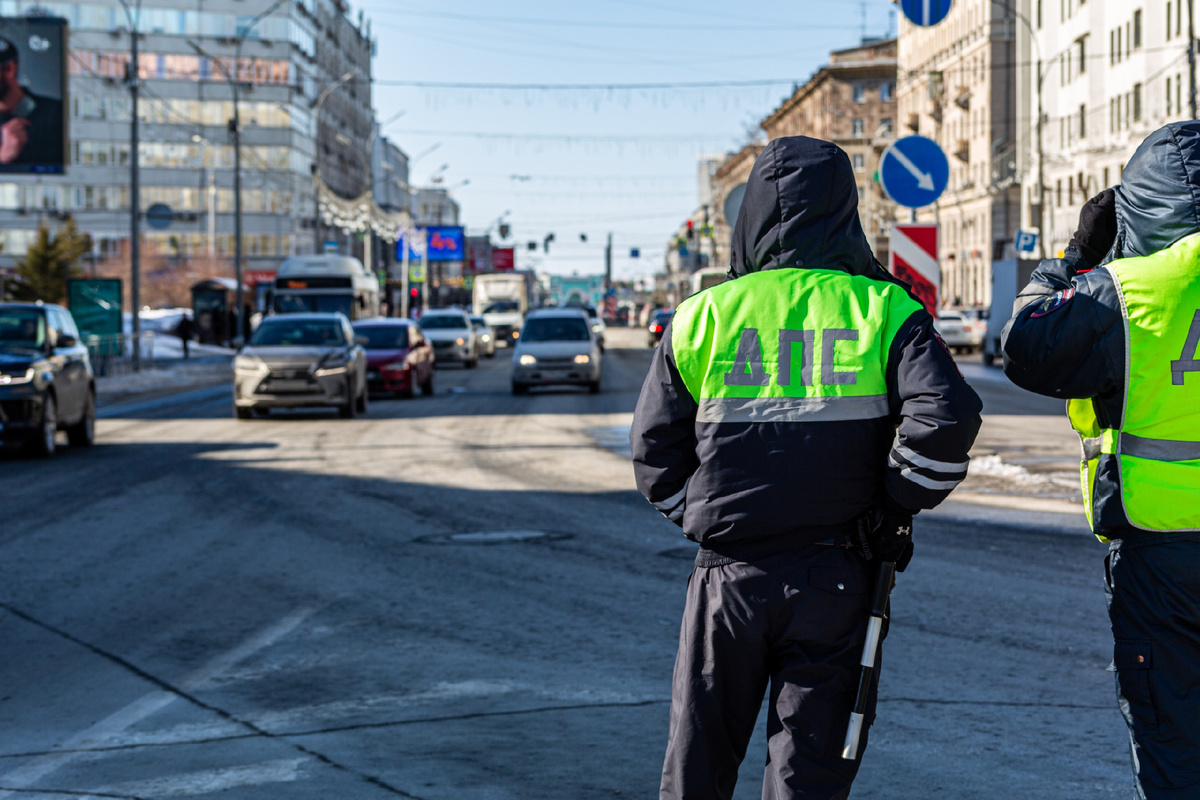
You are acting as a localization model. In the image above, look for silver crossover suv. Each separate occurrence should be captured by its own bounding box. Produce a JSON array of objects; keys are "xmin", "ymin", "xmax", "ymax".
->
[
  {"xmin": 233, "ymin": 313, "xmax": 368, "ymax": 418},
  {"xmin": 511, "ymin": 308, "xmax": 602, "ymax": 394}
]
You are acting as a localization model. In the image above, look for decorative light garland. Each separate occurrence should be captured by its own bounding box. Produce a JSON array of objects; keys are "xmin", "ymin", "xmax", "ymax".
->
[{"xmin": 314, "ymin": 172, "xmax": 412, "ymax": 243}]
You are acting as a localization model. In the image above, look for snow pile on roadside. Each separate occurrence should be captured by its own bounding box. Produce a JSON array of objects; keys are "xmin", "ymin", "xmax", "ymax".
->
[{"xmin": 965, "ymin": 453, "xmax": 1081, "ymax": 499}]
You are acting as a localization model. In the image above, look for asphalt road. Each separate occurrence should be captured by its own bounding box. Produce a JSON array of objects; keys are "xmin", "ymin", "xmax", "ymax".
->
[{"xmin": 0, "ymin": 328, "xmax": 1133, "ymax": 799}]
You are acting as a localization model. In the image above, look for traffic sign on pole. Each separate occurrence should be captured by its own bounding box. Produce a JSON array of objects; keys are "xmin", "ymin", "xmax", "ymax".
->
[
  {"xmin": 890, "ymin": 223, "xmax": 940, "ymax": 314},
  {"xmin": 900, "ymin": 0, "xmax": 953, "ymax": 27},
  {"xmin": 1014, "ymin": 229, "xmax": 1040, "ymax": 255},
  {"xmin": 880, "ymin": 136, "xmax": 950, "ymax": 209}
]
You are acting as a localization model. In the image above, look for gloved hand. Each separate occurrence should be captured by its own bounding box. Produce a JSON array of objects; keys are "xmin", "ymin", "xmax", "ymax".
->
[
  {"xmin": 1067, "ymin": 188, "xmax": 1118, "ymax": 269},
  {"xmin": 855, "ymin": 501, "xmax": 915, "ymax": 572}
]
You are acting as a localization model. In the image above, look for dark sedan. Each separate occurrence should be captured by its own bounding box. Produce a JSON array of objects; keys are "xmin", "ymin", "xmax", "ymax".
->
[
  {"xmin": 648, "ymin": 309, "xmax": 674, "ymax": 347},
  {"xmin": 352, "ymin": 319, "xmax": 435, "ymax": 398},
  {"xmin": 0, "ymin": 303, "xmax": 96, "ymax": 457}
]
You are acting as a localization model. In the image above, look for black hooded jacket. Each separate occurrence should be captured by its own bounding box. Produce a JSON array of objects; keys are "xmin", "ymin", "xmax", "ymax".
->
[
  {"xmin": 630, "ymin": 137, "xmax": 982, "ymax": 560},
  {"xmin": 1002, "ymin": 121, "xmax": 1200, "ymax": 538}
]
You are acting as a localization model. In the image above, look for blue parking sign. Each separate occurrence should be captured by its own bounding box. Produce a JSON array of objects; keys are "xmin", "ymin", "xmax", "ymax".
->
[
  {"xmin": 879, "ymin": 136, "xmax": 950, "ymax": 209},
  {"xmin": 900, "ymin": 0, "xmax": 953, "ymax": 26},
  {"xmin": 1014, "ymin": 229, "xmax": 1040, "ymax": 255}
]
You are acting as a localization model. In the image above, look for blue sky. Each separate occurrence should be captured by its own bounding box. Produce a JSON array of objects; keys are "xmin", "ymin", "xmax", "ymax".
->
[{"xmin": 352, "ymin": 0, "xmax": 896, "ymax": 279}]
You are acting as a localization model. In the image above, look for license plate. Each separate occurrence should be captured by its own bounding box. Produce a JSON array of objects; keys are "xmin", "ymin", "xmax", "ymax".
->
[{"xmin": 267, "ymin": 379, "xmax": 311, "ymax": 392}]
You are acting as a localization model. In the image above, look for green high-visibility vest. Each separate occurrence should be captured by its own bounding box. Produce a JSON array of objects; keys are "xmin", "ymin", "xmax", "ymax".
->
[
  {"xmin": 1069, "ymin": 233, "xmax": 1200, "ymax": 538},
  {"xmin": 670, "ymin": 269, "xmax": 924, "ymax": 421}
]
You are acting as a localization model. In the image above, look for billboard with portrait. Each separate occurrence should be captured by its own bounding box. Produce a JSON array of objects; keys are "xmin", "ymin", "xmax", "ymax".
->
[{"xmin": 0, "ymin": 16, "xmax": 67, "ymax": 174}]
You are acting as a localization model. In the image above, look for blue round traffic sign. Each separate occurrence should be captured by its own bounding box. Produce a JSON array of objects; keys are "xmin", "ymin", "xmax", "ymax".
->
[
  {"xmin": 900, "ymin": 0, "xmax": 953, "ymax": 27},
  {"xmin": 879, "ymin": 136, "xmax": 950, "ymax": 209}
]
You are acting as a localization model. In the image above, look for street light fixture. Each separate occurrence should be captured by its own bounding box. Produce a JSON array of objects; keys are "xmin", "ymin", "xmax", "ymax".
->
[{"xmin": 186, "ymin": 0, "xmax": 287, "ymax": 346}]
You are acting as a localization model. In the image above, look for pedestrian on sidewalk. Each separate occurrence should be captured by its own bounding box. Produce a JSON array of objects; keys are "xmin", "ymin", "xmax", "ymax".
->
[
  {"xmin": 1002, "ymin": 121, "xmax": 1200, "ymax": 800},
  {"xmin": 630, "ymin": 136, "xmax": 982, "ymax": 800},
  {"xmin": 176, "ymin": 313, "xmax": 193, "ymax": 359}
]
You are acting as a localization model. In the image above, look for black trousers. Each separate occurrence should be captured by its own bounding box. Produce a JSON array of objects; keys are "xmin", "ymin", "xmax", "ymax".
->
[
  {"xmin": 1106, "ymin": 540, "xmax": 1200, "ymax": 800},
  {"xmin": 660, "ymin": 544, "xmax": 878, "ymax": 800}
]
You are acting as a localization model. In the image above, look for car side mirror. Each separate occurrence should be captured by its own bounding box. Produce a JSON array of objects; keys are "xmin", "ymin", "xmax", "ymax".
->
[
  {"xmin": 355, "ymin": 335, "xmax": 369, "ymax": 346},
  {"xmin": 56, "ymin": 334, "xmax": 76, "ymax": 348}
]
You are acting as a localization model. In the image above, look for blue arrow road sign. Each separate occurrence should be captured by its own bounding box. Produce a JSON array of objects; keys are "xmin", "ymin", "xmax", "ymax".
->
[
  {"xmin": 879, "ymin": 136, "xmax": 950, "ymax": 209},
  {"xmin": 900, "ymin": 0, "xmax": 953, "ymax": 27}
]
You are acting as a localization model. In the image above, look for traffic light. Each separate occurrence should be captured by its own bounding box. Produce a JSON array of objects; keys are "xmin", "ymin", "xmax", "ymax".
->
[
  {"xmin": 410, "ymin": 288, "xmax": 419, "ymax": 298},
  {"xmin": 544, "ymin": 232, "xmax": 556, "ymax": 253},
  {"xmin": 686, "ymin": 220, "xmax": 695, "ymax": 242}
]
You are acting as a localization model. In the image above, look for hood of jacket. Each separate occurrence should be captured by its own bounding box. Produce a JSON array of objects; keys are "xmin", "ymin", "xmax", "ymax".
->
[
  {"xmin": 1114, "ymin": 121, "xmax": 1200, "ymax": 259},
  {"xmin": 728, "ymin": 136, "xmax": 885, "ymax": 280}
]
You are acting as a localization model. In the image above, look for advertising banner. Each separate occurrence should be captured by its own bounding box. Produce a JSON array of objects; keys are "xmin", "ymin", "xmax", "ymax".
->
[
  {"xmin": 0, "ymin": 17, "xmax": 67, "ymax": 174},
  {"xmin": 67, "ymin": 278, "xmax": 122, "ymax": 338},
  {"xmin": 425, "ymin": 226, "xmax": 464, "ymax": 262},
  {"xmin": 492, "ymin": 247, "xmax": 515, "ymax": 272}
]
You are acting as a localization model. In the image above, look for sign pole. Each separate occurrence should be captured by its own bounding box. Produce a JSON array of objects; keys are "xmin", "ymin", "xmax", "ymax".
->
[{"xmin": 400, "ymin": 230, "xmax": 410, "ymax": 318}]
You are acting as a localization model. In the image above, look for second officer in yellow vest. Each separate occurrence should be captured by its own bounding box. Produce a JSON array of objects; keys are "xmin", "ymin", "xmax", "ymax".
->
[
  {"xmin": 631, "ymin": 136, "xmax": 982, "ymax": 800},
  {"xmin": 1003, "ymin": 121, "xmax": 1200, "ymax": 800}
]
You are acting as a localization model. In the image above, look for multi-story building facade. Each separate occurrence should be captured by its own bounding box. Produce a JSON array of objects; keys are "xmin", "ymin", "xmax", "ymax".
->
[
  {"xmin": 1018, "ymin": 0, "xmax": 1192, "ymax": 258},
  {"xmin": 0, "ymin": 0, "xmax": 375, "ymax": 282},
  {"xmin": 898, "ymin": 4, "xmax": 1019, "ymax": 308},
  {"xmin": 760, "ymin": 38, "xmax": 899, "ymax": 265}
]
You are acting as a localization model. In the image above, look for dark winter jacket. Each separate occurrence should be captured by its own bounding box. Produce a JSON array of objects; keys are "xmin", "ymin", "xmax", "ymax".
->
[
  {"xmin": 1002, "ymin": 121, "xmax": 1200, "ymax": 538},
  {"xmin": 630, "ymin": 136, "xmax": 982, "ymax": 561}
]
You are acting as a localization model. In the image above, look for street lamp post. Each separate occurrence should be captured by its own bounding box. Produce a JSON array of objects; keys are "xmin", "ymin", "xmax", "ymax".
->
[
  {"xmin": 188, "ymin": 0, "xmax": 286, "ymax": 346},
  {"xmin": 117, "ymin": 0, "xmax": 142, "ymax": 370},
  {"xmin": 311, "ymin": 70, "xmax": 360, "ymax": 253}
]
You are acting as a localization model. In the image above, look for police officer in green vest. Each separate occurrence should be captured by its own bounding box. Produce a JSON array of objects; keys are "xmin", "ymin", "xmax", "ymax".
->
[
  {"xmin": 1003, "ymin": 121, "xmax": 1200, "ymax": 799},
  {"xmin": 631, "ymin": 136, "xmax": 982, "ymax": 800}
]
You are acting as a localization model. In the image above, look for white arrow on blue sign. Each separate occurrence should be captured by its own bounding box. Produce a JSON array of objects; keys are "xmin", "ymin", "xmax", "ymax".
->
[
  {"xmin": 879, "ymin": 135, "xmax": 950, "ymax": 209},
  {"xmin": 900, "ymin": 0, "xmax": 953, "ymax": 26}
]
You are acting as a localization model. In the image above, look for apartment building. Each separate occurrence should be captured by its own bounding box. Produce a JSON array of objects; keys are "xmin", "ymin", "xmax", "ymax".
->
[
  {"xmin": 0, "ymin": 0, "xmax": 374, "ymax": 276},
  {"xmin": 898, "ymin": 2, "xmax": 1020, "ymax": 308},
  {"xmin": 760, "ymin": 38, "xmax": 899, "ymax": 264},
  {"xmin": 1019, "ymin": 0, "xmax": 1193, "ymax": 257}
]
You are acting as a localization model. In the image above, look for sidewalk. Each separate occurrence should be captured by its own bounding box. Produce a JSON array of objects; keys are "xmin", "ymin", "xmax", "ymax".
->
[{"xmin": 96, "ymin": 355, "xmax": 232, "ymax": 409}]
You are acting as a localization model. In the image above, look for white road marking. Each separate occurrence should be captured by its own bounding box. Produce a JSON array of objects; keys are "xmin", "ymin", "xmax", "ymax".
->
[
  {"xmin": 0, "ymin": 607, "xmax": 315, "ymax": 798},
  {"xmin": 92, "ymin": 758, "xmax": 305, "ymax": 798}
]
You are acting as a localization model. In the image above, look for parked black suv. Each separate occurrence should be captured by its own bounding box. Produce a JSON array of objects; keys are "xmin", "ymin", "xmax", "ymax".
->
[{"xmin": 0, "ymin": 303, "xmax": 96, "ymax": 457}]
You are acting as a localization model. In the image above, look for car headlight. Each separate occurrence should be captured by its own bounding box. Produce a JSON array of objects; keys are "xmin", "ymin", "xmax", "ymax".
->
[
  {"xmin": 234, "ymin": 355, "xmax": 267, "ymax": 373},
  {"xmin": 456, "ymin": 337, "xmax": 466, "ymax": 345},
  {"xmin": 381, "ymin": 361, "xmax": 410, "ymax": 374},
  {"xmin": 314, "ymin": 354, "xmax": 350, "ymax": 376},
  {"xmin": 512, "ymin": 330, "xmax": 519, "ymax": 339},
  {"xmin": 481, "ymin": 334, "xmax": 491, "ymax": 342},
  {"xmin": 0, "ymin": 367, "xmax": 34, "ymax": 385},
  {"xmin": 591, "ymin": 322, "xmax": 603, "ymax": 332},
  {"xmin": 573, "ymin": 354, "xmax": 590, "ymax": 364},
  {"xmin": 519, "ymin": 354, "xmax": 536, "ymax": 366}
]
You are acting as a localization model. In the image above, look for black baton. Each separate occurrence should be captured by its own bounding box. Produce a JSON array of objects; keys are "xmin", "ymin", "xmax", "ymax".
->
[{"xmin": 841, "ymin": 559, "xmax": 896, "ymax": 761}]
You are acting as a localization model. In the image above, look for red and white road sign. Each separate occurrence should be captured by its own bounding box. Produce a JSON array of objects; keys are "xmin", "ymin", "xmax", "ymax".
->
[{"xmin": 889, "ymin": 223, "xmax": 939, "ymax": 314}]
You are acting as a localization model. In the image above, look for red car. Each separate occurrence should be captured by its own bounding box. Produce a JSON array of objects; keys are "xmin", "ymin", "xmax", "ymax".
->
[{"xmin": 352, "ymin": 319, "xmax": 435, "ymax": 398}]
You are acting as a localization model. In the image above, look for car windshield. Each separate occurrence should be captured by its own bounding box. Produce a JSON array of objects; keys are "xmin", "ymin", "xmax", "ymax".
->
[
  {"xmin": 353, "ymin": 325, "xmax": 409, "ymax": 349},
  {"xmin": 273, "ymin": 293, "xmax": 354, "ymax": 318},
  {"xmin": 470, "ymin": 316, "xmax": 487, "ymax": 327},
  {"xmin": 483, "ymin": 301, "xmax": 519, "ymax": 314},
  {"xmin": 0, "ymin": 308, "xmax": 46, "ymax": 350},
  {"xmin": 567, "ymin": 305, "xmax": 598, "ymax": 318},
  {"xmin": 521, "ymin": 317, "xmax": 591, "ymax": 342},
  {"xmin": 653, "ymin": 311, "xmax": 674, "ymax": 324},
  {"xmin": 420, "ymin": 315, "xmax": 468, "ymax": 330},
  {"xmin": 250, "ymin": 319, "xmax": 346, "ymax": 347}
]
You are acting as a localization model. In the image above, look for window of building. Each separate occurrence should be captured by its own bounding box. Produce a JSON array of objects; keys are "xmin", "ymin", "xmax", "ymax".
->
[
  {"xmin": 852, "ymin": 118, "xmax": 864, "ymax": 136},
  {"xmin": 1133, "ymin": 9, "xmax": 1142, "ymax": 48},
  {"xmin": 1133, "ymin": 83, "xmax": 1142, "ymax": 120},
  {"xmin": 1037, "ymin": 0, "xmax": 1042, "ymax": 28},
  {"xmin": 1110, "ymin": 30, "xmax": 1116, "ymax": 65},
  {"xmin": 1077, "ymin": 36, "xmax": 1087, "ymax": 74},
  {"xmin": 1103, "ymin": 166, "xmax": 1110, "ymax": 187},
  {"xmin": 1056, "ymin": 179, "xmax": 1063, "ymax": 207},
  {"xmin": 1126, "ymin": 22, "xmax": 1131, "ymax": 58},
  {"xmin": 1110, "ymin": 97, "xmax": 1117, "ymax": 131},
  {"xmin": 881, "ymin": 82, "xmax": 894, "ymax": 101},
  {"xmin": 853, "ymin": 153, "xmax": 865, "ymax": 171},
  {"xmin": 852, "ymin": 84, "xmax": 865, "ymax": 103},
  {"xmin": 1178, "ymin": 73, "xmax": 1183, "ymax": 114},
  {"xmin": 1179, "ymin": 0, "xmax": 1184, "ymax": 36},
  {"xmin": 1080, "ymin": 104, "xmax": 1087, "ymax": 138},
  {"xmin": 1167, "ymin": 76, "xmax": 1173, "ymax": 115},
  {"xmin": 1168, "ymin": 2, "xmax": 1174, "ymax": 39},
  {"xmin": 880, "ymin": 117, "xmax": 893, "ymax": 134}
]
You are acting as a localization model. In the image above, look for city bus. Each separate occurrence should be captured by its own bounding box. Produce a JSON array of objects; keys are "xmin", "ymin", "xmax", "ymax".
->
[
  {"xmin": 690, "ymin": 267, "xmax": 726, "ymax": 296},
  {"xmin": 272, "ymin": 255, "xmax": 380, "ymax": 320}
]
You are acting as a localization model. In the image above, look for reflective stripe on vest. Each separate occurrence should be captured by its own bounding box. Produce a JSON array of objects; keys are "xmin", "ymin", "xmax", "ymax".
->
[
  {"xmin": 1068, "ymin": 233, "xmax": 1200, "ymax": 536},
  {"xmin": 670, "ymin": 269, "xmax": 923, "ymax": 423}
]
